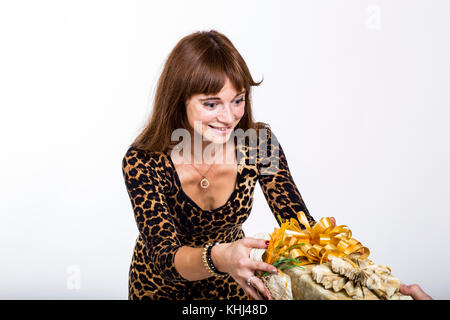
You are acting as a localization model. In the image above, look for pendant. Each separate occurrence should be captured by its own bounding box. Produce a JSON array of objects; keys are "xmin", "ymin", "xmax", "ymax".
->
[{"xmin": 200, "ymin": 177, "xmax": 210, "ymax": 189}]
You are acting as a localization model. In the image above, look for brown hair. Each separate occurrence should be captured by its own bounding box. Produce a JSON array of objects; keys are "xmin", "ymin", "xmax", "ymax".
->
[{"xmin": 130, "ymin": 29, "xmax": 266, "ymax": 154}]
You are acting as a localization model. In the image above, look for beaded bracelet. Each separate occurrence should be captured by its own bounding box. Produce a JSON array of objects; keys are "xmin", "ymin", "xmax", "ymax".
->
[{"xmin": 202, "ymin": 242, "xmax": 228, "ymax": 278}]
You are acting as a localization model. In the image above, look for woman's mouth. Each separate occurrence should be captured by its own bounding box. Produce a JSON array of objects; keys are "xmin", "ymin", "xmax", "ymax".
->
[{"xmin": 208, "ymin": 125, "xmax": 232, "ymax": 134}]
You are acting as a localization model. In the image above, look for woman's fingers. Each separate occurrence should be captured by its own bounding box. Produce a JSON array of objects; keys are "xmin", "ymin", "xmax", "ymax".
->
[
  {"xmin": 249, "ymin": 276, "xmax": 273, "ymax": 300},
  {"xmin": 242, "ymin": 237, "xmax": 269, "ymax": 249},
  {"xmin": 238, "ymin": 259, "xmax": 277, "ymax": 279},
  {"xmin": 234, "ymin": 237, "xmax": 274, "ymax": 300},
  {"xmin": 246, "ymin": 262, "xmax": 276, "ymax": 300},
  {"xmin": 400, "ymin": 283, "xmax": 433, "ymax": 300},
  {"xmin": 329, "ymin": 216, "xmax": 336, "ymax": 226},
  {"xmin": 237, "ymin": 277, "xmax": 263, "ymax": 300},
  {"xmin": 244, "ymin": 282, "xmax": 263, "ymax": 300},
  {"xmin": 251, "ymin": 261, "xmax": 277, "ymax": 274},
  {"xmin": 242, "ymin": 275, "xmax": 272, "ymax": 300}
]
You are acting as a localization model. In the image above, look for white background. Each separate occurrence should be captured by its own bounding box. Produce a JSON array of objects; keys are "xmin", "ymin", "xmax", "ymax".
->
[{"xmin": 0, "ymin": 0, "xmax": 449, "ymax": 299}]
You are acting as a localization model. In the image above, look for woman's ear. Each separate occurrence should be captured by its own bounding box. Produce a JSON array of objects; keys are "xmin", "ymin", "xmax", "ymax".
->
[{"xmin": 184, "ymin": 95, "xmax": 192, "ymax": 108}]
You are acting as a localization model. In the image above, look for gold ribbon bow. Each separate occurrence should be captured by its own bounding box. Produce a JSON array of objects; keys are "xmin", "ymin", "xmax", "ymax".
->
[{"xmin": 264, "ymin": 212, "xmax": 370, "ymax": 268}]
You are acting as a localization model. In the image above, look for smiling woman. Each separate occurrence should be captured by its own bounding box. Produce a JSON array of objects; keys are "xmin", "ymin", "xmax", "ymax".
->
[
  {"xmin": 122, "ymin": 29, "xmax": 317, "ymax": 300},
  {"xmin": 120, "ymin": 29, "xmax": 430, "ymax": 301},
  {"xmin": 130, "ymin": 30, "xmax": 263, "ymax": 154},
  {"xmin": 185, "ymin": 78, "xmax": 246, "ymax": 147}
]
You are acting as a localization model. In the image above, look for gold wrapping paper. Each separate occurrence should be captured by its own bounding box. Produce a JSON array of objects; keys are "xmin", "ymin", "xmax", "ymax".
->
[{"xmin": 250, "ymin": 213, "xmax": 413, "ymax": 300}]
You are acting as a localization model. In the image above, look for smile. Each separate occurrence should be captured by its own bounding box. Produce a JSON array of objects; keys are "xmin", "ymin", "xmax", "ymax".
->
[{"xmin": 208, "ymin": 125, "xmax": 232, "ymax": 134}]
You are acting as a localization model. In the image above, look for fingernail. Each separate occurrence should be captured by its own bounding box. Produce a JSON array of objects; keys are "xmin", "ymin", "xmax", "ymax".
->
[{"xmin": 271, "ymin": 268, "xmax": 277, "ymax": 274}]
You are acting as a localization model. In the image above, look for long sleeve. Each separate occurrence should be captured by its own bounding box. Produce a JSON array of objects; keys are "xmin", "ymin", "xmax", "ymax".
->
[
  {"xmin": 257, "ymin": 125, "xmax": 315, "ymax": 227},
  {"xmin": 122, "ymin": 148, "xmax": 188, "ymax": 282}
]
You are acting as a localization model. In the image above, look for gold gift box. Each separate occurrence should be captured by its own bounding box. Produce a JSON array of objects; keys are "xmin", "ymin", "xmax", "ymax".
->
[{"xmin": 250, "ymin": 212, "xmax": 412, "ymax": 300}]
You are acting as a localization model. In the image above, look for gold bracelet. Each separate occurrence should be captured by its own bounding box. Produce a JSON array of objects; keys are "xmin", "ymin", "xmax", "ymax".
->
[{"xmin": 202, "ymin": 242, "xmax": 227, "ymax": 278}]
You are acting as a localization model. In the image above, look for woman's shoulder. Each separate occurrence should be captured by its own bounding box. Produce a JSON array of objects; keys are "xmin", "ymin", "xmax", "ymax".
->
[
  {"xmin": 254, "ymin": 121, "xmax": 271, "ymax": 131},
  {"xmin": 254, "ymin": 121, "xmax": 274, "ymax": 137},
  {"xmin": 253, "ymin": 122, "xmax": 275, "ymax": 146},
  {"xmin": 122, "ymin": 146, "xmax": 170, "ymax": 172}
]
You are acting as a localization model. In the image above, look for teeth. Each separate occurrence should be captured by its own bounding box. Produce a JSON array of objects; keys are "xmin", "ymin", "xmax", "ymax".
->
[{"xmin": 209, "ymin": 125, "xmax": 229, "ymax": 131}]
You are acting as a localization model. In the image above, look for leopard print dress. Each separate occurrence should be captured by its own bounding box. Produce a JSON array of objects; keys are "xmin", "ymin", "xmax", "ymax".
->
[{"xmin": 121, "ymin": 125, "xmax": 315, "ymax": 300}]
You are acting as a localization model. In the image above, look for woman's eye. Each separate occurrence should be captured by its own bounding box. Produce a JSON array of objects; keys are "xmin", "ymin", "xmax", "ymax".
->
[
  {"xmin": 203, "ymin": 102, "xmax": 216, "ymax": 109},
  {"xmin": 234, "ymin": 98, "xmax": 245, "ymax": 105},
  {"xmin": 203, "ymin": 98, "xmax": 245, "ymax": 109}
]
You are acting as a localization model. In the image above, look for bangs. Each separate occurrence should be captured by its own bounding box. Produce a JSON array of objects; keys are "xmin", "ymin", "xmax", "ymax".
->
[{"xmin": 184, "ymin": 46, "xmax": 247, "ymax": 98}]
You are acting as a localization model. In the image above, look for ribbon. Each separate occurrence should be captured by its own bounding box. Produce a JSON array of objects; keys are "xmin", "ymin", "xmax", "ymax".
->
[{"xmin": 264, "ymin": 212, "xmax": 370, "ymax": 268}]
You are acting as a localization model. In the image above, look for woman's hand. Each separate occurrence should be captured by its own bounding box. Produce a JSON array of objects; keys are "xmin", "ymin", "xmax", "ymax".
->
[
  {"xmin": 400, "ymin": 283, "xmax": 433, "ymax": 300},
  {"xmin": 329, "ymin": 217, "xmax": 336, "ymax": 226},
  {"xmin": 212, "ymin": 238, "xmax": 277, "ymax": 300}
]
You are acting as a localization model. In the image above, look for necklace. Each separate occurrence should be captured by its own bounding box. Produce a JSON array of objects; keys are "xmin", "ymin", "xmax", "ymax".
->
[
  {"xmin": 190, "ymin": 162, "xmax": 214, "ymax": 189},
  {"xmin": 172, "ymin": 143, "xmax": 216, "ymax": 189}
]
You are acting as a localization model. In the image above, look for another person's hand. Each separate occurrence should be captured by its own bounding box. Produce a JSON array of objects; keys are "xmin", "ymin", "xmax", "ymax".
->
[
  {"xmin": 400, "ymin": 283, "xmax": 433, "ymax": 300},
  {"xmin": 212, "ymin": 238, "xmax": 276, "ymax": 300}
]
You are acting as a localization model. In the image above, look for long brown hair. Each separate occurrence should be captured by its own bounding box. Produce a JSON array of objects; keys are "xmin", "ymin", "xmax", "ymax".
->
[{"xmin": 130, "ymin": 29, "xmax": 266, "ymax": 154}]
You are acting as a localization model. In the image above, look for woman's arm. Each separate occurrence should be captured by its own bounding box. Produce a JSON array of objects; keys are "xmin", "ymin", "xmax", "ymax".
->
[
  {"xmin": 174, "ymin": 238, "xmax": 279, "ymax": 301},
  {"xmin": 173, "ymin": 246, "xmax": 212, "ymax": 281},
  {"xmin": 122, "ymin": 149, "xmax": 189, "ymax": 282},
  {"xmin": 174, "ymin": 240, "xmax": 276, "ymax": 283},
  {"xmin": 257, "ymin": 125, "xmax": 315, "ymax": 226},
  {"xmin": 123, "ymin": 149, "xmax": 276, "ymax": 299}
]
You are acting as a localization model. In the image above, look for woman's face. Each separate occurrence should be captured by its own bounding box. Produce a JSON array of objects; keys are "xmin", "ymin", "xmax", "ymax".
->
[{"xmin": 185, "ymin": 77, "xmax": 246, "ymax": 145}]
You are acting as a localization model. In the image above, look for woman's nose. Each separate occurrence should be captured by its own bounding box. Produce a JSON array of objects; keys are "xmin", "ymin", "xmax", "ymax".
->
[{"xmin": 218, "ymin": 104, "xmax": 234, "ymax": 123}]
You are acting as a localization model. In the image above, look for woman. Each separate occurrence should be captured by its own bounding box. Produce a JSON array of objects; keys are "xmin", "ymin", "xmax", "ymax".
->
[{"xmin": 121, "ymin": 30, "xmax": 432, "ymax": 300}]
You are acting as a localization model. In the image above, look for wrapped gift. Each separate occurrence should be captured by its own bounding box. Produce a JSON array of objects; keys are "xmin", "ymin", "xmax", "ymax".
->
[{"xmin": 250, "ymin": 212, "xmax": 413, "ymax": 300}]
